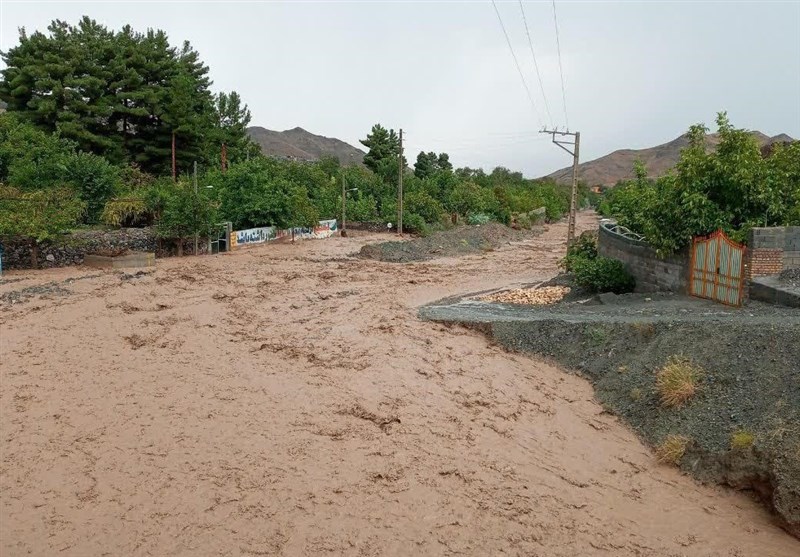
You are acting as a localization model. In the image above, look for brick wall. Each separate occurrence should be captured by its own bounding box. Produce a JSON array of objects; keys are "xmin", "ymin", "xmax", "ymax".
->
[
  {"xmin": 745, "ymin": 226, "xmax": 800, "ymax": 279},
  {"xmin": 597, "ymin": 225, "xmax": 690, "ymax": 293}
]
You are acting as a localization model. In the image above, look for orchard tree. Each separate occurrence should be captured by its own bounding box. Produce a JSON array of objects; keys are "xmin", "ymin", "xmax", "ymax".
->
[{"xmin": 0, "ymin": 185, "xmax": 85, "ymax": 267}]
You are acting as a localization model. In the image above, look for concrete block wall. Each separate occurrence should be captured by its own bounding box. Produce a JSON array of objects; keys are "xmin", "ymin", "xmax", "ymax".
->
[
  {"xmin": 597, "ymin": 225, "xmax": 690, "ymax": 293},
  {"xmin": 746, "ymin": 226, "xmax": 800, "ymax": 279}
]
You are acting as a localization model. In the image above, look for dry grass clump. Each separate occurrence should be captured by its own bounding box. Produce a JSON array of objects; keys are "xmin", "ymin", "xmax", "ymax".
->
[
  {"xmin": 656, "ymin": 434, "xmax": 690, "ymax": 465},
  {"xmin": 656, "ymin": 356, "xmax": 703, "ymax": 407},
  {"xmin": 731, "ymin": 430, "xmax": 755, "ymax": 450}
]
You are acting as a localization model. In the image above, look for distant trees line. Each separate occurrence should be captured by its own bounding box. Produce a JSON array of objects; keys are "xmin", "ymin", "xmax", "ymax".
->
[{"xmin": 0, "ymin": 16, "xmax": 594, "ymax": 263}]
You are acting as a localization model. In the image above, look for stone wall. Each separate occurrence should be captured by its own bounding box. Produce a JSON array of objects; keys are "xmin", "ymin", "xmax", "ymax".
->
[
  {"xmin": 745, "ymin": 226, "xmax": 800, "ymax": 279},
  {"xmin": 0, "ymin": 228, "xmax": 207, "ymax": 270},
  {"xmin": 598, "ymin": 224, "xmax": 690, "ymax": 293}
]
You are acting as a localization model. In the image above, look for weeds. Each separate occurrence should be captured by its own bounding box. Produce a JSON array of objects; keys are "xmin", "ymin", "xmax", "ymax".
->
[
  {"xmin": 632, "ymin": 322, "xmax": 655, "ymax": 339},
  {"xmin": 630, "ymin": 388, "xmax": 642, "ymax": 401},
  {"xmin": 656, "ymin": 434, "xmax": 690, "ymax": 465},
  {"xmin": 731, "ymin": 430, "xmax": 755, "ymax": 450},
  {"xmin": 586, "ymin": 326, "xmax": 607, "ymax": 345},
  {"xmin": 656, "ymin": 356, "xmax": 703, "ymax": 407}
]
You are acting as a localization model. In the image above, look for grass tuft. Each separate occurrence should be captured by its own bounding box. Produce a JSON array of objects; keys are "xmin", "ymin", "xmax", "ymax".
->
[
  {"xmin": 656, "ymin": 434, "xmax": 690, "ymax": 465},
  {"xmin": 656, "ymin": 356, "xmax": 703, "ymax": 407},
  {"xmin": 731, "ymin": 430, "xmax": 755, "ymax": 450},
  {"xmin": 630, "ymin": 387, "xmax": 642, "ymax": 401}
]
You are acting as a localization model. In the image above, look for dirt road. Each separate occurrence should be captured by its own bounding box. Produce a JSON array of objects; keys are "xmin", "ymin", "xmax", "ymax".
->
[{"xmin": 2, "ymin": 213, "xmax": 798, "ymax": 556}]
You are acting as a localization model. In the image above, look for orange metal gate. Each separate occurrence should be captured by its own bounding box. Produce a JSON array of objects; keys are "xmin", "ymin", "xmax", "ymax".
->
[{"xmin": 689, "ymin": 230, "xmax": 746, "ymax": 306}]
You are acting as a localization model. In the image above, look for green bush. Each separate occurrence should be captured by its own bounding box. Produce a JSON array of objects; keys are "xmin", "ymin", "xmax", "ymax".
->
[
  {"xmin": 467, "ymin": 213, "xmax": 492, "ymax": 225},
  {"xmin": 561, "ymin": 232, "xmax": 599, "ymax": 271},
  {"xmin": 572, "ymin": 256, "xmax": 635, "ymax": 294},
  {"xmin": 559, "ymin": 231, "xmax": 634, "ymax": 293},
  {"xmin": 403, "ymin": 213, "xmax": 429, "ymax": 235},
  {"xmin": 404, "ymin": 190, "xmax": 444, "ymax": 224}
]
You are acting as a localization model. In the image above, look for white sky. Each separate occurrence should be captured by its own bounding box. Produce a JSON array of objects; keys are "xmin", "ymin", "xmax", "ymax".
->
[{"xmin": 2, "ymin": 0, "xmax": 799, "ymax": 176}]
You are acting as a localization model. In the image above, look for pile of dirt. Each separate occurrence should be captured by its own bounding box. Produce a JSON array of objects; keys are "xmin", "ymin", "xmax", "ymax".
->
[
  {"xmin": 779, "ymin": 268, "xmax": 800, "ymax": 287},
  {"xmin": 422, "ymin": 293, "xmax": 800, "ymax": 537},
  {"xmin": 358, "ymin": 223, "xmax": 535, "ymax": 263}
]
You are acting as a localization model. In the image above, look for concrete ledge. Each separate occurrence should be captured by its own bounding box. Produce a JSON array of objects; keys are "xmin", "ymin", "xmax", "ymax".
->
[
  {"xmin": 84, "ymin": 252, "xmax": 156, "ymax": 269},
  {"xmin": 749, "ymin": 276, "xmax": 800, "ymax": 308}
]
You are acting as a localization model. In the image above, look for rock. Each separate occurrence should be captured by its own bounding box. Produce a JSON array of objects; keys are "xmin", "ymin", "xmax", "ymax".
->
[
  {"xmin": 45, "ymin": 254, "xmax": 55, "ymax": 262},
  {"xmin": 597, "ymin": 292, "xmax": 619, "ymax": 304}
]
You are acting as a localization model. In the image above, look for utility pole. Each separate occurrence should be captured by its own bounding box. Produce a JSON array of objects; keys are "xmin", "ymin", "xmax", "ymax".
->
[
  {"xmin": 341, "ymin": 171, "xmax": 347, "ymax": 238},
  {"xmin": 193, "ymin": 161, "xmax": 199, "ymax": 255},
  {"xmin": 398, "ymin": 128, "xmax": 404, "ymax": 236},
  {"xmin": 540, "ymin": 129, "xmax": 580, "ymax": 246}
]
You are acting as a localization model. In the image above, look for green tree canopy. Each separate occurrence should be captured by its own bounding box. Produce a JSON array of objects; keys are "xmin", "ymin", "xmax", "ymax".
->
[{"xmin": 0, "ymin": 17, "xmax": 252, "ymax": 176}]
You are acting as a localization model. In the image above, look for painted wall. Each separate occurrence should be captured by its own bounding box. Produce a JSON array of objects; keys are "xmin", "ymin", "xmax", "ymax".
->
[{"xmin": 230, "ymin": 219, "xmax": 338, "ymax": 248}]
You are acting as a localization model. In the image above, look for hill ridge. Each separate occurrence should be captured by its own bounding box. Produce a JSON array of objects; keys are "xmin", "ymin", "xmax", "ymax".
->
[
  {"xmin": 545, "ymin": 130, "xmax": 795, "ymax": 186},
  {"xmin": 246, "ymin": 126, "xmax": 365, "ymax": 164}
]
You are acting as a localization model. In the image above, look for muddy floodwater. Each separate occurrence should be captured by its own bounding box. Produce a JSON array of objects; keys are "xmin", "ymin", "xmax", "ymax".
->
[{"xmin": 2, "ymin": 213, "xmax": 798, "ymax": 556}]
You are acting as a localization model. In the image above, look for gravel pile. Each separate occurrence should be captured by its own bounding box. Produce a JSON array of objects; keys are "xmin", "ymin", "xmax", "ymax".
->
[
  {"xmin": 779, "ymin": 268, "xmax": 800, "ymax": 287},
  {"xmin": 359, "ymin": 223, "xmax": 536, "ymax": 263}
]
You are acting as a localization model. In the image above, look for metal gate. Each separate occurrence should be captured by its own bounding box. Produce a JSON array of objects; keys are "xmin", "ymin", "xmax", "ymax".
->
[{"xmin": 689, "ymin": 230, "xmax": 746, "ymax": 306}]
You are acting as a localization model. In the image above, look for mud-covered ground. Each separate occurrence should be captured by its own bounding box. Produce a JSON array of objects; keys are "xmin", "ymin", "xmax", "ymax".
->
[{"xmin": 2, "ymin": 212, "xmax": 799, "ymax": 556}]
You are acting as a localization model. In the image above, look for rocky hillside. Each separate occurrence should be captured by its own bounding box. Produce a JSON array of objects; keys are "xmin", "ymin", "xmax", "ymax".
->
[
  {"xmin": 546, "ymin": 131, "xmax": 795, "ymax": 186},
  {"xmin": 247, "ymin": 126, "xmax": 365, "ymax": 164}
]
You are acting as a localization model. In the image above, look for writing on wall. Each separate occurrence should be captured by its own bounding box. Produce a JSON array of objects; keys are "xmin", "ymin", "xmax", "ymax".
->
[{"xmin": 230, "ymin": 220, "xmax": 338, "ymax": 248}]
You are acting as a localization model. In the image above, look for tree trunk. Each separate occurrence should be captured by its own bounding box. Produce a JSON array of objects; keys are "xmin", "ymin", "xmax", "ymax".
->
[
  {"xmin": 30, "ymin": 240, "xmax": 39, "ymax": 269},
  {"xmin": 177, "ymin": 239, "xmax": 183, "ymax": 257}
]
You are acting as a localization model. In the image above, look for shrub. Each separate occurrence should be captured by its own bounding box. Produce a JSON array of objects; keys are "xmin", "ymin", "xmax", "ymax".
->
[
  {"xmin": 656, "ymin": 356, "xmax": 703, "ymax": 407},
  {"xmin": 467, "ymin": 213, "xmax": 492, "ymax": 225},
  {"xmin": 561, "ymin": 231, "xmax": 598, "ymax": 271},
  {"xmin": 572, "ymin": 256, "xmax": 636, "ymax": 294},
  {"xmin": 731, "ymin": 430, "xmax": 755, "ymax": 450},
  {"xmin": 403, "ymin": 213, "xmax": 429, "ymax": 236},
  {"xmin": 656, "ymin": 434, "xmax": 690, "ymax": 465},
  {"xmin": 404, "ymin": 190, "xmax": 444, "ymax": 224}
]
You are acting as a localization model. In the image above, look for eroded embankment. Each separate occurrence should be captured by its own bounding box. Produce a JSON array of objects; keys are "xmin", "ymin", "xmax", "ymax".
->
[{"xmin": 421, "ymin": 295, "xmax": 800, "ymax": 537}]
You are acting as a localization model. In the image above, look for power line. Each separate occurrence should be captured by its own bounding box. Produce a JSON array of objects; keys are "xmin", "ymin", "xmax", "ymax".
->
[
  {"xmin": 551, "ymin": 0, "xmax": 569, "ymax": 130},
  {"xmin": 491, "ymin": 0, "xmax": 543, "ymax": 128},
  {"xmin": 518, "ymin": 0, "xmax": 553, "ymax": 127}
]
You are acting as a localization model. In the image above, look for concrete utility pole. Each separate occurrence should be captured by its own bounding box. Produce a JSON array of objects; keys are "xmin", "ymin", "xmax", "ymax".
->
[
  {"xmin": 541, "ymin": 129, "xmax": 580, "ymax": 246},
  {"xmin": 398, "ymin": 128, "xmax": 404, "ymax": 236},
  {"xmin": 193, "ymin": 161, "xmax": 199, "ymax": 255},
  {"xmin": 341, "ymin": 171, "xmax": 347, "ymax": 237}
]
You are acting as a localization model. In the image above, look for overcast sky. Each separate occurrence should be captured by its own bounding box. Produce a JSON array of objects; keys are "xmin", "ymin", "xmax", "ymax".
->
[{"xmin": 2, "ymin": 0, "xmax": 799, "ymax": 176}]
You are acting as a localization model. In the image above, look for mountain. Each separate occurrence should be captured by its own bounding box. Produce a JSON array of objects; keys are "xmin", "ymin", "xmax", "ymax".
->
[
  {"xmin": 247, "ymin": 126, "xmax": 365, "ymax": 164},
  {"xmin": 545, "ymin": 131, "xmax": 795, "ymax": 187}
]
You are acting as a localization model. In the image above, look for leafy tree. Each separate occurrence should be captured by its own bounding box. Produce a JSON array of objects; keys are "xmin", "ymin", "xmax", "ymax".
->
[
  {"xmin": 65, "ymin": 152, "xmax": 121, "ymax": 223},
  {"xmin": 155, "ymin": 180, "xmax": 217, "ymax": 256},
  {"xmin": 205, "ymin": 159, "xmax": 318, "ymax": 230},
  {"xmin": 404, "ymin": 190, "xmax": 444, "ymax": 224},
  {"xmin": 601, "ymin": 112, "xmax": 800, "ymax": 253},
  {"xmin": 0, "ymin": 185, "xmax": 85, "ymax": 267}
]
